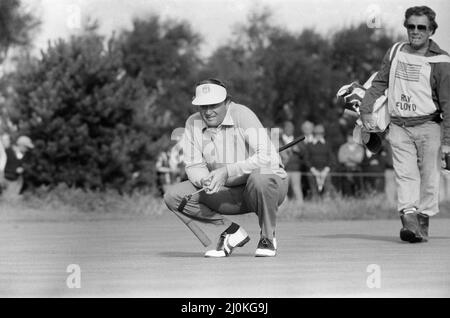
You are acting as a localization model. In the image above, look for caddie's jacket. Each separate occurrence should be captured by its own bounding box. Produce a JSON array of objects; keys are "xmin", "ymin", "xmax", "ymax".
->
[{"xmin": 360, "ymin": 40, "xmax": 450, "ymax": 145}]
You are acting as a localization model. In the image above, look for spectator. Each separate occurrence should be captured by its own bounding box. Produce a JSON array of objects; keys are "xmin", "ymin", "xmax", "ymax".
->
[
  {"xmin": 156, "ymin": 134, "xmax": 187, "ymax": 196},
  {"xmin": 337, "ymin": 132, "xmax": 365, "ymax": 196},
  {"xmin": 304, "ymin": 124, "xmax": 336, "ymax": 199},
  {"xmin": 2, "ymin": 135, "xmax": 34, "ymax": 201},
  {"xmin": 362, "ymin": 147, "xmax": 385, "ymax": 194},
  {"xmin": 156, "ymin": 147, "xmax": 172, "ymax": 196},
  {"xmin": 300, "ymin": 120, "xmax": 315, "ymax": 197},
  {"xmin": 280, "ymin": 121, "xmax": 303, "ymax": 203},
  {"xmin": 168, "ymin": 133, "xmax": 187, "ymax": 183},
  {"xmin": 379, "ymin": 140, "xmax": 396, "ymax": 206},
  {"xmin": 301, "ymin": 120, "xmax": 315, "ymax": 144},
  {"xmin": 0, "ymin": 133, "xmax": 11, "ymax": 193}
]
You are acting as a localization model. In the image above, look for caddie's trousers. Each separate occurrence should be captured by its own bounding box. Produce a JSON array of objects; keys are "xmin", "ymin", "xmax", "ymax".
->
[
  {"xmin": 164, "ymin": 171, "xmax": 288, "ymax": 240},
  {"xmin": 386, "ymin": 122, "xmax": 441, "ymax": 216}
]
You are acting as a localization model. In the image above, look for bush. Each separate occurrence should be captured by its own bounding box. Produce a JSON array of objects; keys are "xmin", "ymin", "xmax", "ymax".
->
[{"xmin": 8, "ymin": 34, "xmax": 162, "ymax": 192}]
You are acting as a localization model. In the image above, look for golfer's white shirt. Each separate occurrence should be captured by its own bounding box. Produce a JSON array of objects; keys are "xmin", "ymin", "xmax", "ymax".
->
[{"xmin": 182, "ymin": 102, "xmax": 287, "ymax": 188}]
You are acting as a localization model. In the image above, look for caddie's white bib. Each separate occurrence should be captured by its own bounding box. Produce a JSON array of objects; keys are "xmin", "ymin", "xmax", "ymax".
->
[{"xmin": 388, "ymin": 46, "xmax": 450, "ymax": 117}]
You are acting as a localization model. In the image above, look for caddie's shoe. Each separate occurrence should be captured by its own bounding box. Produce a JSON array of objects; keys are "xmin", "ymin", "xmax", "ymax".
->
[
  {"xmin": 204, "ymin": 223, "xmax": 250, "ymax": 258},
  {"xmin": 400, "ymin": 212, "xmax": 423, "ymax": 243},
  {"xmin": 255, "ymin": 237, "xmax": 277, "ymax": 257},
  {"xmin": 417, "ymin": 213, "xmax": 429, "ymax": 242}
]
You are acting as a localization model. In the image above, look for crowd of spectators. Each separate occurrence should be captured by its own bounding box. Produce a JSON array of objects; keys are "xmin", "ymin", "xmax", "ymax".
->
[
  {"xmin": 155, "ymin": 134, "xmax": 187, "ymax": 196},
  {"xmin": 278, "ymin": 120, "xmax": 398, "ymax": 204}
]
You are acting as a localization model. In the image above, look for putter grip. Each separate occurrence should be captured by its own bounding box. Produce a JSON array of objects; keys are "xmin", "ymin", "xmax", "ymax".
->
[
  {"xmin": 177, "ymin": 197, "xmax": 189, "ymax": 212},
  {"xmin": 279, "ymin": 135, "xmax": 305, "ymax": 152}
]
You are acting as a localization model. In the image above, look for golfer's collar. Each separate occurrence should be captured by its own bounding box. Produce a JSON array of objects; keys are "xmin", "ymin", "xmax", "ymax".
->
[
  {"xmin": 221, "ymin": 102, "xmax": 234, "ymax": 127},
  {"xmin": 201, "ymin": 101, "xmax": 235, "ymax": 132},
  {"xmin": 305, "ymin": 135, "xmax": 314, "ymax": 143},
  {"xmin": 313, "ymin": 137, "xmax": 325, "ymax": 144}
]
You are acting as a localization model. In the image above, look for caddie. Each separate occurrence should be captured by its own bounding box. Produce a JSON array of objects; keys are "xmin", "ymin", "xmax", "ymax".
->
[
  {"xmin": 163, "ymin": 78, "xmax": 288, "ymax": 257},
  {"xmin": 360, "ymin": 6, "xmax": 450, "ymax": 243}
]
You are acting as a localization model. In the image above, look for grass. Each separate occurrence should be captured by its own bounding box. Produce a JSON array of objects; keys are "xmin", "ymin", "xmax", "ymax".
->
[
  {"xmin": 0, "ymin": 184, "xmax": 166, "ymax": 222},
  {"xmin": 1, "ymin": 183, "xmax": 450, "ymax": 221},
  {"xmin": 278, "ymin": 194, "xmax": 450, "ymax": 220},
  {"xmin": 278, "ymin": 194, "xmax": 397, "ymax": 220}
]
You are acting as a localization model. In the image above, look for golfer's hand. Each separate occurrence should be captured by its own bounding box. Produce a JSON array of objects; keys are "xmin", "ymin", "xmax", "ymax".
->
[
  {"xmin": 361, "ymin": 113, "xmax": 375, "ymax": 131},
  {"xmin": 200, "ymin": 177, "xmax": 212, "ymax": 189},
  {"xmin": 204, "ymin": 166, "xmax": 228, "ymax": 194}
]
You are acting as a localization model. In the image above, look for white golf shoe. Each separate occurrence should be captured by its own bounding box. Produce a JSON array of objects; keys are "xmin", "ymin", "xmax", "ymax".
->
[{"xmin": 204, "ymin": 224, "xmax": 250, "ymax": 258}]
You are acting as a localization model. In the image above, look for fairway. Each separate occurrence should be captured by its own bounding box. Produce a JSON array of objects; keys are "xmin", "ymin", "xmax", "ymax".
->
[{"xmin": 1, "ymin": 214, "xmax": 450, "ymax": 297}]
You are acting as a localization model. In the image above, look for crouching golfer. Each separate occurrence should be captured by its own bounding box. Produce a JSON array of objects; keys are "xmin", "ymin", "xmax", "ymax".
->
[{"xmin": 164, "ymin": 79, "xmax": 288, "ymax": 257}]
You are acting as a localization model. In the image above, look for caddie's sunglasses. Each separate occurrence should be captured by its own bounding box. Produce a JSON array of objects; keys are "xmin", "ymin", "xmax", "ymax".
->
[{"xmin": 406, "ymin": 24, "xmax": 428, "ymax": 32}]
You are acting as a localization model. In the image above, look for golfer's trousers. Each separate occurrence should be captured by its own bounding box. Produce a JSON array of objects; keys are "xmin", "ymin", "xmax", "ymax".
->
[{"xmin": 164, "ymin": 170, "xmax": 288, "ymax": 240}]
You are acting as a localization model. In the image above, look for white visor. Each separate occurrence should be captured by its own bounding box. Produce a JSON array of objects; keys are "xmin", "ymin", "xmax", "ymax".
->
[{"xmin": 192, "ymin": 83, "xmax": 227, "ymax": 106}]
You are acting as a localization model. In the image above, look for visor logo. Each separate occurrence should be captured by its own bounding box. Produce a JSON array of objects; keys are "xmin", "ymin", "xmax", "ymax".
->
[{"xmin": 202, "ymin": 85, "xmax": 210, "ymax": 94}]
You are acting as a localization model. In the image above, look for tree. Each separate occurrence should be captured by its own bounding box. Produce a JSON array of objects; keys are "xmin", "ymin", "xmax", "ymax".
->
[
  {"xmin": 7, "ymin": 33, "xmax": 159, "ymax": 192},
  {"xmin": 0, "ymin": 0, "xmax": 40, "ymax": 133},
  {"xmin": 330, "ymin": 24, "xmax": 395, "ymax": 82},
  {"xmin": 0, "ymin": 0, "xmax": 40, "ymax": 63},
  {"xmin": 203, "ymin": 9, "xmax": 334, "ymax": 128},
  {"xmin": 201, "ymin": 8, "xmax": 283, "ymax": 127},
  {"xmin": 120, "ymin": 16, "xmax": 203, "ymax": 131},
  {"xmin": 203, "ymin": 12, "xmax": 399, "ymax": 152},
  {"xmin": 260, "ymin": 28, "xmax": 334, "ymax": 125}
]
